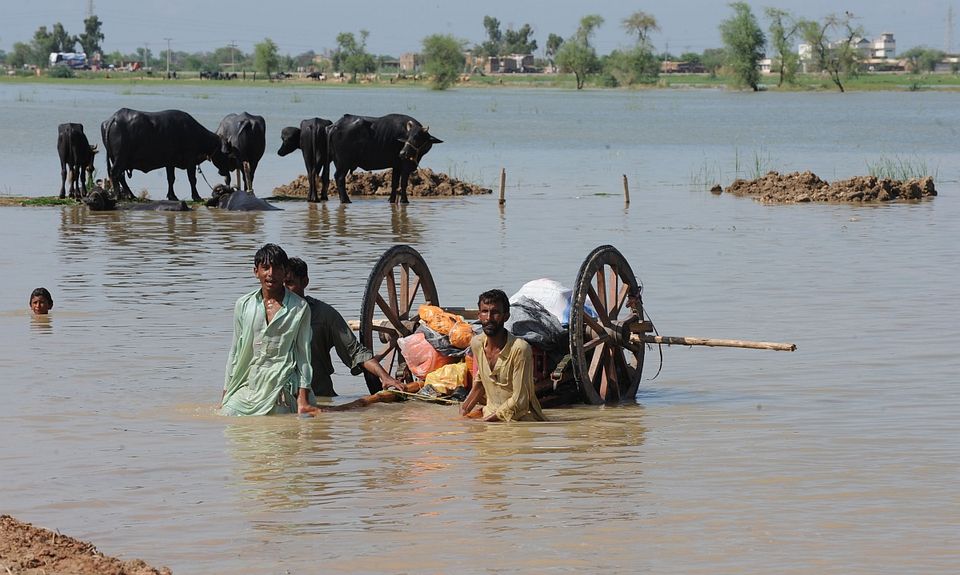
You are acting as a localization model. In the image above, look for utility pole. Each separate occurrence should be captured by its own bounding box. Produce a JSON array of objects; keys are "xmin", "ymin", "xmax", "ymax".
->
[
  {"xmin": 947, "ymin": 5, "xmax": 955, "ymax": 54},
  {"xmin": 164, "ymin": 37, "xmax": 171, "ymax": 77},
  {"xmin": 229, "ymin": 41, "xmax": 237, "ymax": 70},
  {"xmin": 87, "ymin": 0, "xmax": 94, "ymax": 18},
  {"xmin": 143, "ymin": 42, "xmax": 149, "ymax": 69}
]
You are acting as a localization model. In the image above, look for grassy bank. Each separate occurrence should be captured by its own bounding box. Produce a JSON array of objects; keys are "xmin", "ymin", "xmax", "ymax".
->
[{"xmin": 4, "ymin": 70, "xmax": 960, "ymax": 91}]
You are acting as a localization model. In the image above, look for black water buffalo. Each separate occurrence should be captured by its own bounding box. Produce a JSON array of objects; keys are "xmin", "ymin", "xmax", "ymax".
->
[
  {"xmin": 82, "ymin": 187, "xmax": 191, "ymax": 211},
  {"xmin": 216, "ymin": 112, "xmax": 266, "ymax": 192},
  {"xmin": 205, "ymin": 185, "xmax": 281, "ymax": 211},
  {"xmin": 101, "ymin": 108, "xmax": 228, "ymax": 201},
  {"xmin": 327, "ymin": 114, "xmax": 443, "ymax": 204},
  {"xmin": 277, "ymin": 117, "xmax": 333, "ymax": 202},
  {"xmin": 57, "ymin": 123, "xmax": 98, "ymax": 199}
]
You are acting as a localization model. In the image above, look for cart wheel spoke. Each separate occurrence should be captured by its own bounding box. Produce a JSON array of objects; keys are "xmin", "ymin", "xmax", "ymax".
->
[
  {"xmin": 405, "ymin": 276, "xmax": 422, "ymax": 317},
  {"xmin": 385, "ymin": 268, "xmax": 400, "ymax": 320},
  {"xmin": 586, "ymin": 285, "xmax": 611, "ymax": 326},
  {"xmin": 399, "ymin": 264, "xmax": 410, "ymax": 315},
  {"xmin": 609, "ymin": 282, "xmax": 631, "ymax": 320},
  {"xmin": 375, "ymin": 294, "xmax": 408, "ymax": 336}
]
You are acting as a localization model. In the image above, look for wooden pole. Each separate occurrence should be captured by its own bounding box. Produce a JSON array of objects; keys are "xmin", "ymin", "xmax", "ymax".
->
[
  {"xmin": 499, "ymin": 168, "xmax": 506, "ymax": 205},
  {"xmin": 637, "ymin": 335, "xmax": 796, "ymax": 352},
  {"xmin": 622, "ymin": 174, "xmax": 630, "ymax": 205}
]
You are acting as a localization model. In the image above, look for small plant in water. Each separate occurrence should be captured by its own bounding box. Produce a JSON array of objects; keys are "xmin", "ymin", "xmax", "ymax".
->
[
  {"xmin": 866, "ymin": 155, "xmax": 935, "ymax": 180},
  {"xmin": 690, "ymin": 158, "xmax": 723, "ymax": 191}
]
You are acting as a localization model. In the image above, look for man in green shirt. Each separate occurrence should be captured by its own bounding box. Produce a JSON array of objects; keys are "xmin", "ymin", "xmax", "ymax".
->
[
  {"xmin": 461, "ymin": 289, "xmax": 546, "ymax": 422},
  {"xmin": 221, "ymin": 244, "xmax": 316, "ymax": 416},
  {"xmin": 285, "ymin": 257, "xmax": 400, "ymax": 397}
]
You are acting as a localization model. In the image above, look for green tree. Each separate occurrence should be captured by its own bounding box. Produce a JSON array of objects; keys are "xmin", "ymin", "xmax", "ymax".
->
[
  {"xmin": 601, "ymin": 46, "xmax": 659, "ymax": 86},
  {"xmin": 254, "ymin": 38, "xmax": 279, "ymax": 77},
  {"xmin": 575, "ymin": 15, "xmax": 605, "ymax": 47},
  {"xmin": 622, "ymin": 11, "xmax": 659, "ymax": 47},
  {"xmin": 335, "ymin": 30, "xmax": 376, "ymax": 81},
  {"xmin": 31, "ymin": 26, "xmax": 56, "ymax": 66},
  {"xmin": 477, "ymin": 15, "xmax": 503, "ymax": 57},
  {"xmin": 719, "ymin": 2, "xmax": 766, "ymax": 91},
  {"xmin": 765, "ymin": 8, "xmax": 800, "ymax": 86},
  {"xmin": 556, "ymin": 15, "xmax": 603, "ymax": 89},
  {"xmin": 701, "ymin": 48, "xmax": 726, "ymax": 75},
  {"xmin": 901, "ymin": 46, "xmax": 945, "ymax": 73},
  {"xmin": 9, "ymin": 42, "xmax": 33, "ymax": 68},
  {"xmin": 679, "ymin": 51, "xmax": 702, "ymax": 65},
  {"xmin": 77, "ymin": 15, "xmax": 104, "ymax": 56},
  {"xmin": 799, "ymin": 14, "xmax": 863, "ymax": 92},
  {"xmin": 422, "ymin": 34, "xmax": 466, "ymax": 89},
  {"xmin": 503, "ymin": 24, "xmax": 537, "ymax": 54}
]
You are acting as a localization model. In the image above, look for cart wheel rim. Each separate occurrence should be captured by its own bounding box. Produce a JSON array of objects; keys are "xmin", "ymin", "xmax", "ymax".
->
[
  {"xmin": 359, "ymin": 245, "xmax": 439, "ymax": 393},
  {"xmin": 569, "ymin": 245, "xmax": 644, "ymax": 405}
]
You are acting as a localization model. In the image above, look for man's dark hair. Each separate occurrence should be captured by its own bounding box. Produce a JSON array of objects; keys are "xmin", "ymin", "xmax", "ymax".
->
[
  {"xmin": 30, "ymin": 287, "xmax": 52, "ymax": 305},
  {"xmin": 287, "ymin": 257, "xmax": 308, "ymax": 280},
  {"xmin": 478, "ymin": 289, "xmax": 509, "ymax": 312},
  {"xmin": 254, "ymin": 243, "xmax": 288, "ymax": 269}
]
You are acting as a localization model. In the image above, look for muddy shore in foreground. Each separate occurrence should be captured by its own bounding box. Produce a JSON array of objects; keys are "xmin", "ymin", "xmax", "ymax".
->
[{"xmin": 0, "ymin": 515, "xmax": 171, "ymax": 575}]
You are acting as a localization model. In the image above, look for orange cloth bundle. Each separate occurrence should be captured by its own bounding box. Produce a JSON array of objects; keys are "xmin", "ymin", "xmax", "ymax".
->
[
  {"xmin": 448, "ymin": 321, "xmax": 475, "ymax": 349},
  {"xmin": 418, "ymin": 304, "xmax": 463, "ymax": 335}
]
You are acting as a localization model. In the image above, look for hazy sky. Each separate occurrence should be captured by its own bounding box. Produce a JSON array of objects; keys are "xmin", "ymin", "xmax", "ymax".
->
[{"xmin": 2, "ymin": 1, "xmax": 953, "ymax": 57}]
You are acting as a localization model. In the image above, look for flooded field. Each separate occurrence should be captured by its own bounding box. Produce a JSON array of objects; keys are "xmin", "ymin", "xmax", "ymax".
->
[{"xmin": 0, "ymin": 83, "xmax": 957, "ymax": 574}]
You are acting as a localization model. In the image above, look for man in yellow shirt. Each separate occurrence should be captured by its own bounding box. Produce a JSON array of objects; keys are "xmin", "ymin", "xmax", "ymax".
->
[{"xmin": 461, "ymin": 289, "xmax": 546, "ymax": 422}]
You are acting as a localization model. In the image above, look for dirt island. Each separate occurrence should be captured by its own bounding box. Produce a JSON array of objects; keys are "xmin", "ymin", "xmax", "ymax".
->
[
  {"xmin": 271, "ymin": 167, "xmax": 493, "ymax": 199},
  {"xmin": 717, "ymin": 171, "xmax": 937, "ymax": 203}
]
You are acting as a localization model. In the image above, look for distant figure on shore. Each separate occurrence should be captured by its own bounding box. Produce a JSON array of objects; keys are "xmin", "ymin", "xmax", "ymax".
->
[{"xmin": 29, "ymin": 287, "xmax": 53, "ymax": 315}]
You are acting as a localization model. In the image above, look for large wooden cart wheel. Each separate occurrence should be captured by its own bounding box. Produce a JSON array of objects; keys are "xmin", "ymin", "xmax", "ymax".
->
[
  {"xmin": 570, "ymin": 245, "xmax": 645, "ymax": 405},
  {"xmin": 359, "ymin": 245, "xmax": 440, "ymax": 393}
]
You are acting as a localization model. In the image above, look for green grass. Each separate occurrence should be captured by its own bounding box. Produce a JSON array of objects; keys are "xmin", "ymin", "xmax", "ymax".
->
[
  {"xmin": 2, "ymin": 196, "xmax": 77, "ymax": 206},
  {"xmin": 5, "ymin": 70, "xmax": 960, "ymax": 92},
  {"xmin": 866, "ymin": 155, "xmax": 936, "ymax": 180}
]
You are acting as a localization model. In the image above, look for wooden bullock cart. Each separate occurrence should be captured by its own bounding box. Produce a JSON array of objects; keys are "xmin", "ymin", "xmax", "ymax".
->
[{"xmin": 350, "ymin": 244, "xmax": 795, "ymax": 405}]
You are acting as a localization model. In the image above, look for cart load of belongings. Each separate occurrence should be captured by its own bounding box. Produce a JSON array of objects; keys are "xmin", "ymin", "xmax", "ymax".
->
[{"xmin": 396, "ymin": 280, "xmax": 584, "ymax": 401}]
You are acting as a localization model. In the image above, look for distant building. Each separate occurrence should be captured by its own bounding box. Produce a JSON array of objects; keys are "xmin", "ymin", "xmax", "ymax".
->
[
  {"xmin": 400, "ymin": 53, "xmax": 421, "ymax": 72},
  {"xmin": 872, "ymin": 33, "xmax": 896, "ymax": 58},
  {"xmin": 484, "ymin": 54, "xmax": 535, "ymax": 73},
  {"xmin": 798, "ymin": 33, "xmax": 897, "ymax": 72},
  {"xmin": 660, "ymin": 60, "xmax": 706, "ymax": 74}
]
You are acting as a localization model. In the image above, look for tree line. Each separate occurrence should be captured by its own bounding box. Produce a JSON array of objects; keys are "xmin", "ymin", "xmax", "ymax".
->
[{"xmin": 0, "ymin": 6, "xmax": 947, "ymax": 92}]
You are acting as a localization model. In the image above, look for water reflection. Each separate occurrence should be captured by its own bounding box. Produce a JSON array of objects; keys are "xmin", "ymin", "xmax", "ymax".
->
[
  {"xmin": 388, "ymin": 205, "xmax": 421, "ymax": 244},
  {"xmin": 30, "ymin": 312, "xmax": 53, "ymax": 333},
  {"xmin": 223, "ymin": 417, "xmax": 336, "ymax": 512}
]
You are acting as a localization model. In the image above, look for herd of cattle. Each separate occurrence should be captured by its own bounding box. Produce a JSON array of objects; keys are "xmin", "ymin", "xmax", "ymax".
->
[{"xmin": 57, "ymin": 109, "xmax": 444, "ymax": 205}]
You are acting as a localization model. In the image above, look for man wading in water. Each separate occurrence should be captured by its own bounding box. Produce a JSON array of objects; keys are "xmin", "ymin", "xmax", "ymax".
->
[
  {"xmin": 221, "ymin": 243, "xmax": 317, "ymax": 416},
  {"xmin": 460, "ymin": 289, "xmax": 546, "ymax": 422}
]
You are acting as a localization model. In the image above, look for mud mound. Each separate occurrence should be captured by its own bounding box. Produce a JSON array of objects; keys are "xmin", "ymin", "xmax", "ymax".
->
[
  {"xmin": 272, "ymin": 168, "xmax": 492, "ymax": 198},
  {"xmin": 723, "ymin": 171, "xmax": 937, "ymax": 203},
  {"xmin": 0, "ymin": 515, "xmax": 171, "ymax": 575}
]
